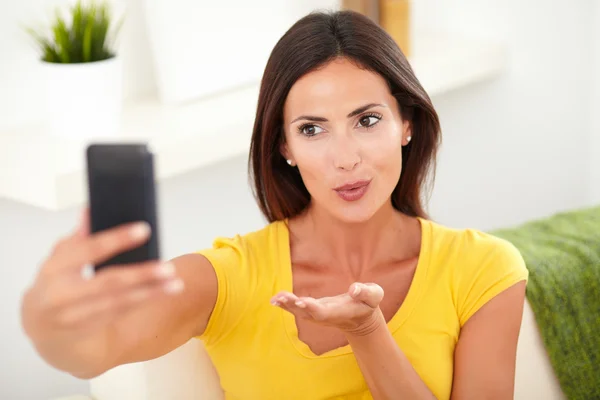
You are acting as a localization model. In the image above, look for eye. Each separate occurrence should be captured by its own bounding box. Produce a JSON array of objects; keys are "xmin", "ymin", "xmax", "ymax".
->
[
  {"xmin": 298, "ymin": 124, "xmax": 324, "ymax": 137},
  {"xmin": 357, "ymin": 113, "xmax": 382, "ymax": 129}
]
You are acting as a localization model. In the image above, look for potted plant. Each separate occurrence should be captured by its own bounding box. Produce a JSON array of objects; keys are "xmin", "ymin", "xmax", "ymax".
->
[{"xmin": 26, "ymin": 0, "xmax": 124, "ymax": 139}]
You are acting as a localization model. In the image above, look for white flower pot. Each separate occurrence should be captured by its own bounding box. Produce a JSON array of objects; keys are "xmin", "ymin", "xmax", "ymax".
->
[{"xmin": 41, "ymin": 57, "xmax": 123, "ymax": 140}]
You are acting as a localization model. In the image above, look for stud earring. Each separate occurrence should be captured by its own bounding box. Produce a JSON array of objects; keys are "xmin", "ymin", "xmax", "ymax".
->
[
  {"xmin": 406, "ymin": 136, "xmax": 412, "ymax": 143},
  {"xmin": 286, "ymin": 159, "xmax": 294, "ymax": 166}
]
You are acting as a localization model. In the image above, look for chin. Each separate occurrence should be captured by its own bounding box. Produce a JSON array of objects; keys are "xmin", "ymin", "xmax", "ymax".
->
[{"xmin": 329, "ymin": 202, "xmax": 382, "ymax": 224}]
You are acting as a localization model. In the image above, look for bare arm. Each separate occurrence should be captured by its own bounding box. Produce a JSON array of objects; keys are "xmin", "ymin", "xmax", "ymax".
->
[
  {"xmin": 274, "ymin": 283, "xmax": 436, "ymax": 399},
  {"xmin": 21, "ymin": 215, "xmax": 220, "ymax": 379},
  {"xmin": 106, "ymin": 254, "xmax": 218, "ymax": 368},
  {"xmin": 344, "ymin": 281, "xmax": 526, "ymax": 400},
  {"xmin": 24, "ymin": 253, "xmax": 217, "ymax": 379},
  {"xmin": 450, "ymin": 280, "xmax": 526, "ymax": 399},
  {"xmin": 345, "ymin": 311, "xmax": 436, "ymax": 400}
]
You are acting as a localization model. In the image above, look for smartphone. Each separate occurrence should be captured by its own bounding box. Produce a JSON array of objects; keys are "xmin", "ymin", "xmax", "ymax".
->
[{"xmin": 86, "ymin": 143, "xmax": 160, "ymax": 270}]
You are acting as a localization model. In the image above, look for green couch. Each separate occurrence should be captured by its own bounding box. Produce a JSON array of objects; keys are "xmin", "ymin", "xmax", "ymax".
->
[{"xmin": 491, "ymin": 205, "xmax": 600, "ymax": 400}]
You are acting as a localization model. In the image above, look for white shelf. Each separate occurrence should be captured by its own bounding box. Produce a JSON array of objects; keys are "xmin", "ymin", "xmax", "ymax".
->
[
  {"xmin": 0, "ymin": 34, "xmax": 508, "ymax": 211},
  {"xmin": 50, "ymin": 396, "xmax": 93, "ymax": 400}
]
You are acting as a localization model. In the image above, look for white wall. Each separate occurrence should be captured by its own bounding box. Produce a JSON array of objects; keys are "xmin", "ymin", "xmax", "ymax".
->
[
  {"xmin": 421, "ymin": 0, "xmax": 595, "ymax": 229},
  {"xmin": 0, "ymin": 0, "xmax": 597, "ymax": 398},
  {"xmin": 591, "ymin": 1, "xmax": 600, "ymax": 205}
]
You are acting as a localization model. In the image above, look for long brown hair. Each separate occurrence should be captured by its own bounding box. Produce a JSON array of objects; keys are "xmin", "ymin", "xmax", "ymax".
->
[{"xmin": 249, "ymin": 10, "xmax": 441, "ymax": 223}]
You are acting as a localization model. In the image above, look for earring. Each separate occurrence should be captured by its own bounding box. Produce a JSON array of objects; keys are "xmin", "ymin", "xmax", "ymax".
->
[
  {"xmin": 406, "ymin": 136, "xmax": 412, "ymax": 143},
  {"xmin": 286, "ymin": 159, "xmax": 294, "ymax": 166}
]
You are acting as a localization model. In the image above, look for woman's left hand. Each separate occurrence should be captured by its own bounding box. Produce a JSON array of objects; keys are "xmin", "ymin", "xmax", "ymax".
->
[{"xmin": 271, "ymin": 282, "xmax": 385, "ymax": 335}]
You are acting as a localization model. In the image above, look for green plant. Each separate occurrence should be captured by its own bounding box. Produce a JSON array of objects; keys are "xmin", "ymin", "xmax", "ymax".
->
[{"xmin": 26, "ymin": 1, "xmax": 123, "ymax": 63}]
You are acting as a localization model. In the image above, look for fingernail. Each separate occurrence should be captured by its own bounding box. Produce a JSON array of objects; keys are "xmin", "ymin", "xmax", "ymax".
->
[
  {"xmin": 270, "ymin": 299, "xmax": 280, "ymax": 306},
  {"xmin": 353, "ymin": 285, "xmax": 361, "ymax": 296},
  {"xmin": 295, "ymin": 300, "xmax": 306, "ymax": 308},
  {"xmin": 155, "ymin": 262, "xmax": 175, "ymax": 278},
  {"xmin": 131, "ymin": 222, "xmax": 151, "ymax": 239},
  {"xmin": 164, "ymin": 279, "xmax": 184, "ymax": 294}
]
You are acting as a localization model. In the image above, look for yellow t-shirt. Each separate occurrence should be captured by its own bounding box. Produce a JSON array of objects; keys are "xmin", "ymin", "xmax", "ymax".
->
[{"xmin": 197, "ymin": 217, "xmax": 529, "ymax": 400}]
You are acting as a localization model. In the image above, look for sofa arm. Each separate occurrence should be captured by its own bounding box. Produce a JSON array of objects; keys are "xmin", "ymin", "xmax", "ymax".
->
[
  {"xmin": 90, "ymin": 338, "xmax": 223, "ymax": 400},
  {"xmin": 514, "ymin": 299, "xmax": 565, "ymax": 399}
]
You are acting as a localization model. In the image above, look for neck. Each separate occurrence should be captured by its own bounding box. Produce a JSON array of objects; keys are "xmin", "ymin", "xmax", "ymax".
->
[{"xmin": 302, "ymin": 201, "xmax": 413, "ymax": 277}]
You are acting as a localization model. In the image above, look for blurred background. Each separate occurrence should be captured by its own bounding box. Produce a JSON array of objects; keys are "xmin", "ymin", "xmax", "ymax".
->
[{"xmin": 0, "ymin": 0, "xmax": 598, "ymax": 399}]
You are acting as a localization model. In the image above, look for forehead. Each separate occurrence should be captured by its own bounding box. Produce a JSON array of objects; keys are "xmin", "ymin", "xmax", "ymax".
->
[{"xmin": 283, "ymin": 58, "xmax": 392, "ymax": 119}]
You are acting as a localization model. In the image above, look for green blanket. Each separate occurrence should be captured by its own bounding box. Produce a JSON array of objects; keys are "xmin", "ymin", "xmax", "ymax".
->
[{"xmin": 491, "ymin": 206, "xmax": 600, "ymax": 400}]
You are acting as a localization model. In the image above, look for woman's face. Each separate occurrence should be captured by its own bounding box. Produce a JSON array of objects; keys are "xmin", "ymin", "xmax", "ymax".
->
[{"xmin": 282, "ymin": 58, "xmax": 411, "ymax": 223}]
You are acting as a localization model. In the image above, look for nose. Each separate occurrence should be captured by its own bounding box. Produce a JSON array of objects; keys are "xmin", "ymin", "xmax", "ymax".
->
[{"xmin": 331, "ymin": 135, "xmax": 361, "ymax": 171}]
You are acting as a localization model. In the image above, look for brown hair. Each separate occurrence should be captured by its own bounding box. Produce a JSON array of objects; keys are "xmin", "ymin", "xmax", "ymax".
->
[{"xmin": 249, "ymin": 10, "xmax": 441, "ymax": 223}]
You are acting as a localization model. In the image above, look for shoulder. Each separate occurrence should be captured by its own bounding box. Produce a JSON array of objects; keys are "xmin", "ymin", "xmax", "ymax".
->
[
  {"xmin": 423, "ymin": 219, "xmax": 529, "ymax": 325},
  {"xmin": 201, "ymin": 220, "xmax": 284, "ymax": 252},
  {"xmin": 195, "ymin": 220, "xmax": 287, "ymax": 346},
  {"xmin": 194, "ymin": 220, "xmax": 287, "ymax": 298},
  {"xmin": 424, "ymin": 218, "xmax": 527, "ymax": 271}
]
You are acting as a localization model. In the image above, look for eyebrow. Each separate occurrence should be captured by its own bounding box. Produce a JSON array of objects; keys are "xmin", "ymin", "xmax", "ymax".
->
[{"xmin": 290, "ymin": 103, "xmax": 386, "ymax": 124}]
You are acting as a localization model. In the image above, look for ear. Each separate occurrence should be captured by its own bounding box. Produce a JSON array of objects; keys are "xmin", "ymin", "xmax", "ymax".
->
[
  {"xmin": 402, "ymin": 119, "xmax": 412, "ymax": 146},
  {"xmin": 280, "ymin": 140, "xmax": 289, "ymax": 161},
  {"xmin": 279, "ymin": 140, "xmax": 295, "ymax": 166}
]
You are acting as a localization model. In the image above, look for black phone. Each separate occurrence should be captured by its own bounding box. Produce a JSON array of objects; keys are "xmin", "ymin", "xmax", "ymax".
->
[{"xmin": 86, "ymin": 143, "xmax": 160, "ymax": 270}]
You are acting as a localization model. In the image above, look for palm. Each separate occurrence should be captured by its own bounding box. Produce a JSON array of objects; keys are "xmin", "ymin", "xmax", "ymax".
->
[{"xmin": 271, "ymin": 283, "xmax": 384, "ymax": 332}]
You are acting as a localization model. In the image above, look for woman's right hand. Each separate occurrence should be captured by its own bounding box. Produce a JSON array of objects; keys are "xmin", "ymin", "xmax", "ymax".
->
[{"xmin": 21, "ymin": 208, "xmax": 184, "ymax": 346}]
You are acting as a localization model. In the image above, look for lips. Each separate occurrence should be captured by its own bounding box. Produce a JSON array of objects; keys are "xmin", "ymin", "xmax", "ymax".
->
[{"xmin": 333, "ymin": 179, "xmax": 371, "ymax": 202}]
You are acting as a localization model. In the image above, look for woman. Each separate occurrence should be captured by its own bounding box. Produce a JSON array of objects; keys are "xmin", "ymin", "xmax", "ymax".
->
[{"xmin": 21, "ymin": 10, "xmax": 528, "ymax": 400}]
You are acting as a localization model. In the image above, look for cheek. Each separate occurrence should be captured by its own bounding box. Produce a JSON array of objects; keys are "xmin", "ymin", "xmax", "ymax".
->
[
  {"xmin": 288, "ymin": 139, "xmax": 328, "ymax": 184},
  {"xmin": 379, "ymin": 136, "xmax": 403, "ymax": 164},
  {"xmin": 366, "ymin": 130, "xmax": 404, "ymax": 190},
  {"xmin": 366, "ymin": 127, "xmax": 403, "ymax": 165}
]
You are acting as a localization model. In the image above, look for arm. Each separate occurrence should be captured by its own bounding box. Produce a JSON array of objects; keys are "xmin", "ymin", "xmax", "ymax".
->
[
  {"xmin": 106, "ymin": 254, "xmax": 219, "ymax": 368},
  {"xmin": 450, "ymin": 280, "xmax": 526, "ymax": 399},
  {"xmin": 24, "ymin": 253, "xmax": 218, "ymax": 379},
  {"xmin": 344, "ymin": 280, "xmax": 527, "ymax": 400},
  {"xmin": 273, "ymin": 283, "xmax": 436, "ymax": 399},
  {"xmin": 344, "ymin": 310, "xmax": 436, "ymax": 400}
]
